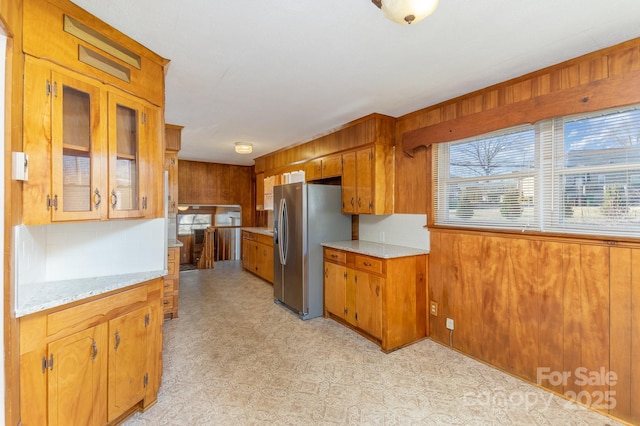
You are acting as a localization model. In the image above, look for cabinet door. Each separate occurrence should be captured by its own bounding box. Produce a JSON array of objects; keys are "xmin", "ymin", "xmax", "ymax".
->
[
  {"xmin": 341, "ymin": 151, "xmax": 357, "ymax": 214},
  {"xmin": 322, "ymin": 154, "xmax": 343, "ymax": 178},
  {"xmin": 305, "ymin": 159, "xmax": 323, "ymax": 181},
  {"xmin": 354, "ymin": 272, "xmax": 383, "ymax": 340},
  {"xmin": 166, "ymin": 151, "xmax": 179, "ymax": 214},
  {"xmin": 108, "ymin": 307, "xmax": 149, "ymax": 422},
  {"xmin": 51, "ymin": 70, "xmax": 107, "ymax": 221},
  {"xmin": 356, "ymin": 148, "xmax": 374, "ymax": 214},
  {"xmin": 258, "ymin": 242, "xmax": 274, "ymax": 283},
  {"xmin": 48, "ymin": 323, "xmax": 108, "ymax": 426},
  {"xmin": 108, "ymin": 91, "xmax": 147, "ymax": 219},
  {"xmin": 141, "ymin": 103, "xmax": 164, "ymax": 218},
  {"xmin": 324, "ymin": 262, "xmax": 347, "ymax": 319}
]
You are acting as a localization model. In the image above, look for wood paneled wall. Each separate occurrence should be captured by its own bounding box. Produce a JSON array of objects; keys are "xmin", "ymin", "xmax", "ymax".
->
[
  {"xmin": 394, "ymin": 38, "xmax": 640, "ymax": 215},
  {"xmin": 429, "ymin": 229, "xmax": 639, "ymax": 423},
  {"xmin": 178, "ymin": 160, "xmax": 255, "ymax": 228}
]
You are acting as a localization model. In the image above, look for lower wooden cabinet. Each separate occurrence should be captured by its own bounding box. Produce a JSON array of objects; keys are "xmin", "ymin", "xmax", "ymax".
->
[
  {"xmin": 241, "ymin": 230, "xmax": 274, "ymax": 283},
  {"xmin": 323, "ymin": 247, "xmax": 427, "ymax": 352},
  {"xmin": 163, "ymin": 247, "xmax": 180, "ymax": 318},
  {"xmin": 19, "ymin": 278, "xmax": 163, "ymax": 425}
]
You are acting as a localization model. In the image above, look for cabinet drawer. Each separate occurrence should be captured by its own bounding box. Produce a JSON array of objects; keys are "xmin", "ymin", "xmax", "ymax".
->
[
  {"xmin": 162, "ymin": 296, "xmax": 174, "ymax": 310},
  {"xmin": 324, "ymin": 248, "xmax": 346, "ymax": 264},
  {"xmin": 168, "ymin": 248, "xmax": 177, "ymax": 262},
  {"xmin": 354, "ymin": 255, "xmax": 383, "ymax": 275},
  {"xmin": 163, "ymin": 278, "xmax": 175, "ymax": 294},
  {"xmin": 47, "ymin": 285, "xmax": 147, "ymax": 336},
  {"xmin": 167, "ymin": 260, "xmax": 177, "ymax": 276}
]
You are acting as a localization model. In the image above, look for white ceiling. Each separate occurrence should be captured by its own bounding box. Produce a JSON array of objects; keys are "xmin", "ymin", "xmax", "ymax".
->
[{"xmin": 70, "ymin": 0, "xmax": 640, "ymax": 166}]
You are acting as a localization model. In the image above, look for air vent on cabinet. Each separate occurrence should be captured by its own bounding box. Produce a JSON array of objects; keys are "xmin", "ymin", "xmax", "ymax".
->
[
  {"xmin": 64, "ymin": 15, "xmax": 141, "ymax": 69},
  {"xmin": 78, "ymin": 45, "xmax": 131, "ymax": 82}
]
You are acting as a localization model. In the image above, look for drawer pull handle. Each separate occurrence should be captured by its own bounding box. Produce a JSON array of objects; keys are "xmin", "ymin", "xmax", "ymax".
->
[
  {"xmin": 331, "ymin": 254, "xmax": 338, "ymax": 258},
  {"xmin": 163, "ymin": 300, "xmax": 170, "ymax": 305},
  {"xmin": 363, "ymin": 262, "xmax": 372, "ymax": 267}
]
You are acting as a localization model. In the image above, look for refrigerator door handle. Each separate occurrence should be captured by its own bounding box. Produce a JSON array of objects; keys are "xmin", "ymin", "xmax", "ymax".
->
[
  {"xmin": 282, "ymin": 197, "xmax": 289, "ymax": 265},
  {"xmin": 278, "ymin": 197, "xmax": 288, "ymax": 266}
]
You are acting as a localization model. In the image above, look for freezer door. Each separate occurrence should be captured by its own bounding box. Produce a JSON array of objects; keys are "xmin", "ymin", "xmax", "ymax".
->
[{"xmin": 282, "ymin": 183, "xmax": 305, "ymax": 313}]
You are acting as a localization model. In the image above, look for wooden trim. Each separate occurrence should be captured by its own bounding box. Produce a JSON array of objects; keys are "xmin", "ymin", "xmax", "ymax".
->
[
  {"xmin": 429, "ymin": 225, "xmax": 640, "ymax": 248},
  {"xmin": 402, "ymin": 68, "xmax": 640, "ymax": 155}
]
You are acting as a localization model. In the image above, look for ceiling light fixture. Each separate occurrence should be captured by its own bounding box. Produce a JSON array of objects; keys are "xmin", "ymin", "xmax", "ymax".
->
[
  {"xmin": 371, "ymin": 0, "xmax": 439, "ymax": 25},
  {"xmin": 234, "ymin": 142, "xmax": 253, "ymax": 154}
]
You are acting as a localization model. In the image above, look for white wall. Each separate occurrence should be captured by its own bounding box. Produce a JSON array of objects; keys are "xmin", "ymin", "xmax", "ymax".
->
[
  {"xmin": 16, "ymin": 219, "xmax": 166, "ymax": 308},
  {"xmin": 359, "ymin": 213, "xmax": 430, "ymax": 251}
]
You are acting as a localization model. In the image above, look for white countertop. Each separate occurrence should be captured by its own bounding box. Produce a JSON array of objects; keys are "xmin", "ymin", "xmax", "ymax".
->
[
  {"xmin": 241, "ymin": 227, "xmax": 275, "ymax": 236},
  {"xmin": 16, "ymin": 270, "xmax": 166, "ymax": 318},
  {"xmin": 321, "ymin": 240, "xmax": 428, "ymax": 259},
  {"xmin": 168, "ymin": 239, "xmax": 183, "ymax": 248}
]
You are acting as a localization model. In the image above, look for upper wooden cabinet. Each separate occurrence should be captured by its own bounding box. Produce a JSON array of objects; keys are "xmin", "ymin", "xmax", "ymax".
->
[
  {"xmin": 305, "ymin": 154, "xmax": 342, "ymax": 181},
  {"xmin": 23, "ymin": 58, "xmax": 163, "ymax": 224},
  {"xmin": 342, "ymin": 145, "xmax": 394, "ymax": 215},
  {"xmin": 164, "ymin": 125, "xmax": 182, "ymax": 214},
  {"xmin": 22, "ymin": 0, "xmax": 168, "ymax": 107}
]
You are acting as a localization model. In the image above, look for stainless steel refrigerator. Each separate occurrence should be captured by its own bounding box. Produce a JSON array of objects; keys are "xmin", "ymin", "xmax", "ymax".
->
[{"xmin": 273, "ymin": 182, "xmax": 351, "ymax": 319}]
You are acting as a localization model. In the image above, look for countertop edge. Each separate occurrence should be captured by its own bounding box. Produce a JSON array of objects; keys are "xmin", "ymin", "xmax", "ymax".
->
[
  {"xmin": 321, "ymin": 240, "xmax": 429, "ymax": 259},
  {"xmin": 16, "ymin": 270, "xmax": 166, "ymax": 318}
]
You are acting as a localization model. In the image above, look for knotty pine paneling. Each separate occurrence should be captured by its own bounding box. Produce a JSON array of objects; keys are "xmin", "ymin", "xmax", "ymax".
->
[
  {"xmin": 178, "ymin": 160, "xmax": 255, "ymax": 227},
  {"xmin": 428, "ymin": 230, "xmax": 638, "ymax": 422},
  {"xmin": 395, "ymin": 39, "xmax": 640, "ymax": 215},
  {"xmin": 537, "ymin": 241, "xmax": 564, "ymax": 395}
]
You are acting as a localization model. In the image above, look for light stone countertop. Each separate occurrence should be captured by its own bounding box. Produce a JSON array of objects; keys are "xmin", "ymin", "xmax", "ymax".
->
[
  {"xmin": 241, "ymin": 227, "xmax": 275, "ymax": 237},
  {"xmin": 321, "ymin": 240, "xmax": 428, "ymax": 259},
  {"xmin": 16, "ymin": 270, "xmax": 166, "ymax": 318},
  {"xmin": 168, "ymin": 239, "xmax": 183, "ymax": 248}
]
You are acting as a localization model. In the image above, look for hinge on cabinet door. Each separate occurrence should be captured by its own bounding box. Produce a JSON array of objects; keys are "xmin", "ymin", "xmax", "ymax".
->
[
  {"xmin": 343, "ymin": 272, "xmax": 347, "ymax": 279},
  {"xmin": 143, "ymin": 373, "xmax": 149, "ymax": 388},
  {"xmin": 41, "ymin": 354, "xmax": 54, "ymax": 373},
  {"xmin": 142, "ymin": 112, "xmax": 147, "ymax": 125},
  {"xmin": 46, "ymin": 194, "xmax": 58, "ymax": 211},
  {"xmin": 355, "ymin": 312, "xmax": 358, "ymax": 321},
  {"xmin": 369, "ymin": 151, "xmax": 373, "ymax": 160},
  {"xmin": 91, "ymin": 340, "xmax": 98, "ymax": 361},
  {"xmin": 369, "ymin": 201, "xmax": 373, "ymax": 211},
  {"xmin": 145, "ymin": 313, "xmax": 150, "ymax": 327},
  {"xmin": 46, "ymin": 80, "xmax": 51, "ymax": 97},
  {"xmin": 344, "ymin": 308, "xmax": 348, "ymax": 316},
  {"xmin": 114, "ymin": 330, "xmax": 121, "ymax": 351}
]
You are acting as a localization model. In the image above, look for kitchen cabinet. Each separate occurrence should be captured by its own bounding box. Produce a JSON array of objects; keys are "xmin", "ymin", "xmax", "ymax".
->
[
  {"xmin": 242, "ymin": 230, "xmax": 274, "ymax": 283},
  {"xmin": 107, "ymin": 307, "xmax": 150, "ymax": 422},
  {"xmin": 19, "ymin": 279, "xmax": 163, "ymax": 425},
  {"xmin": 323, "ymin": 246, "xmax": 427, "ymax": 352},
  {"xmin": 22, "ymin": 56, "xmax": 163, "ymax": 224},
  {"xmin": 47, "ymin": 324, "xmax": 108, "ymax": 426},
  {"xmin": 255, "ymin": 172, "xmax": 265, "ymax": 211},
  {"xmin": 341, "ymin": 144, "xmax": 394, "ymax": 215},
  {"xmin": 163, "ymin": 247, "xmax": 180, "ymax": 319},
  {"xmin": 305, "ymin": 154, "xmax": 343, "ymax": 181},
  {"xmin": 165, "ymin": 124, "xmax": 183, "ymax": 214}
]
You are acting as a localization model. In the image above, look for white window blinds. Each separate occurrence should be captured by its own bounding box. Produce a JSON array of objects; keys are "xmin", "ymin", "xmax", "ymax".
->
[{"xmin": 434, "ymin": 104, "xmax": 640, "ymax": 239}]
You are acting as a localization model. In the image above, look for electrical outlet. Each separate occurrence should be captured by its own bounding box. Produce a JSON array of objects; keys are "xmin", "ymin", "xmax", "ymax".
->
[
  {"xmin": 430, "ymin": 301, "xmax": 438, "ymax": 316},
  {"xmin": 446, "ymin": 318, "xmax": 454, "ymax": 330}
]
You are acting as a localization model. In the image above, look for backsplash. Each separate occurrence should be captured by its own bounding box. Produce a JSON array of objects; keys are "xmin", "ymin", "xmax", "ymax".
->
[
  {"xmin": 16, "ymin": 219, "xmax": 166, "ymax": 308},
  {"xmin": 358, "ymin": 214, "xmax": 429, "ymax": 251}
]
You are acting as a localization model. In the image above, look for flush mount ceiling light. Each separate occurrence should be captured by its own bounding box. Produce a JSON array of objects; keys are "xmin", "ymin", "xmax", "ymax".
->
[
  {"xmin": 234, "ymin": 142, "xmax": 253, "ymax": 154},
  {"xmin": 371, "ymin": 0, "xmax": 439, "ymax": 25}
]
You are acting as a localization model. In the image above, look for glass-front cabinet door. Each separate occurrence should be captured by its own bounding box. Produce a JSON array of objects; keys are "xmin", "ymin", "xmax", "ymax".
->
[
  {"xmin": 108, "ymin": 92, "xmax": 146, "ymax": 219},
  {"xmin": 51, "ymin": 71, "xmax": 106, "ymax": 221}
]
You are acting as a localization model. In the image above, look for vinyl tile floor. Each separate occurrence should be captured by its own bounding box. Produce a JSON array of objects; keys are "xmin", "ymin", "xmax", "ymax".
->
[{"xmin": 124, "ymin": 261, "xmax": 620, "ymax": 426}]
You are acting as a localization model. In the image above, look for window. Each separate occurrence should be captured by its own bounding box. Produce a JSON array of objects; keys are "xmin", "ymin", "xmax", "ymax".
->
[
  {"xmin": 434, "ymin": 125, "xmax": 537, "ymax": 230},
  {"xmin": 177, "ymin": 213, "xmax": 212, "ymax": 236},
  {"xmin": 434, "ymin": 104, "xmax": 640, "ymax": 238}
]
